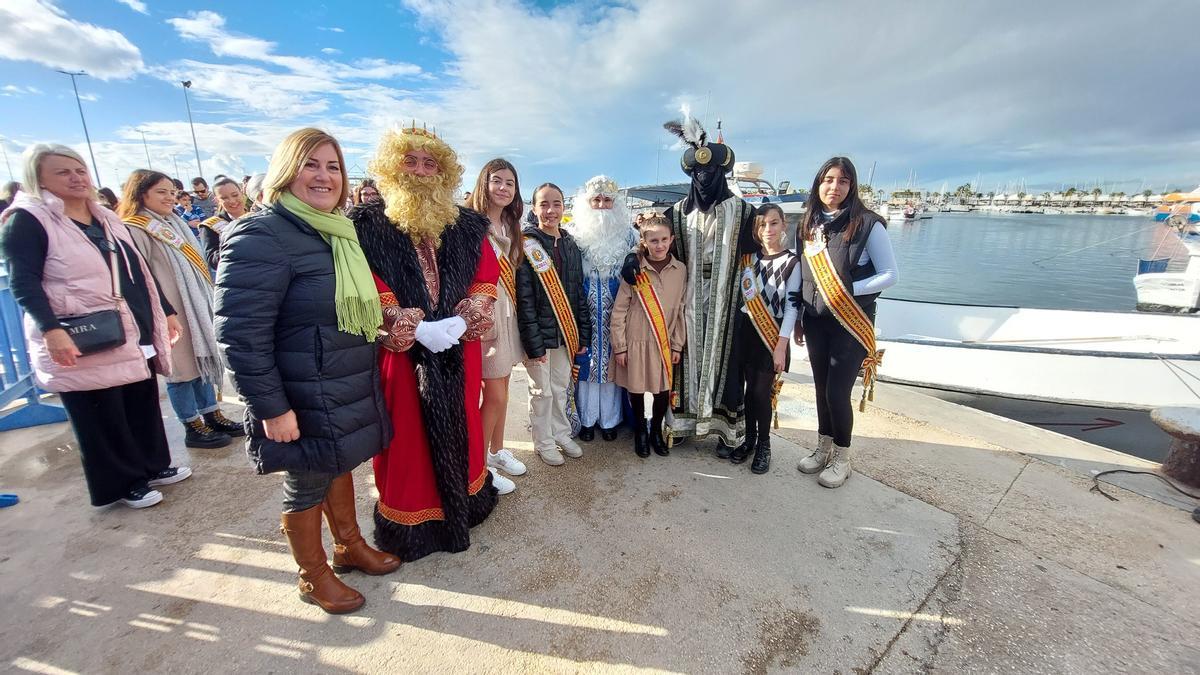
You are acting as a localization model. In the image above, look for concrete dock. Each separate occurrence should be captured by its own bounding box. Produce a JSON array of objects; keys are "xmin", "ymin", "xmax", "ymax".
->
[{"xmin": 1, "ymin": 368, "xmax": 1198, "ymax": 673}]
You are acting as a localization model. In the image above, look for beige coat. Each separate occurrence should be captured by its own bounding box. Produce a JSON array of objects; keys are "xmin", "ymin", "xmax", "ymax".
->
[
  {"xmin": 128, "ymin": 226, "xmax": 202, "ymax": 383},
  {"xmin": 611, "ymin": 255, "xmax": 687, "ymax": 394}
]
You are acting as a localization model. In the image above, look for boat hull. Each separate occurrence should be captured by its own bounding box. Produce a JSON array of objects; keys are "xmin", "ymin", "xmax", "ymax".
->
[{"xmin": 874, "ymin": 298, "xmax": 1200, "ymax": 410}]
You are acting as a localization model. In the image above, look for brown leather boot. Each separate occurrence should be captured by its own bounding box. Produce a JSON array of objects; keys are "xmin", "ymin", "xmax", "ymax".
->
[
  {"xmin": 280, "ymin": 506, "xmax": 364, "ymax": 614},
  {"xmin": 322, "ymin": 473, "xmax": 402, "ymax": 576}
]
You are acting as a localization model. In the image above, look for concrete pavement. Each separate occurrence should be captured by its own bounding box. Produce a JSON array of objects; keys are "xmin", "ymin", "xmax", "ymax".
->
[{"xmin": 1, "ymin": 366, "xmax": 1197, "ymax": 673}]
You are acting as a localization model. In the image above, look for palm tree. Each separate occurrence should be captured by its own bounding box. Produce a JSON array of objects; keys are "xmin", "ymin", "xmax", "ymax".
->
[
  {"xmin": 1142, "ymin": 189, "xmax": 1153, "ymax": 198},
  {"xmin": 1091, "ymin": 187, "xmax": 1102, "ymax": 197}
]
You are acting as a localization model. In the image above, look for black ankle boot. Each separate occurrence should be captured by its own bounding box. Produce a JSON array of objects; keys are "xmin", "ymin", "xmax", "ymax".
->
[
  {"xmin": 184, "ymin": 418, "xmax": 232, "ymax": 449},
  {"xmin": 578, "ymin": 425, "xmax": 595, "ymax": 442},
  {"xmin": 715, "ymin": 439, "xmax": 735, "ymax": 459},
  {"xmin": 729, "ymin": 431, "xmax": 757, "ymax": 464},
  {"xmin": 633, "ymin": 422, "xmax": 650, "ymax": 458},
  {"xmin": 650, "ymin": 422, "xmax": 670, "ymax": 456},
  {"xmin": 204, "ymin": 410, "xmax": 246, "ymax": 437},
  {"xmin": 750, "ymin": 435, "xmax": 771, "ymax": 474},
  {"xmin": 600, "ymin": 426, "xmax": 619, "ymax": 441}
]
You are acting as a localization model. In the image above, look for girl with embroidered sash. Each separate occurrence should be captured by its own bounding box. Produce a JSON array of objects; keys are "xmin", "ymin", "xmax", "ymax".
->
[
  {"xmin": 515, "ymin": 183, "xmax": 592, "ymax": 467},
  {"xmin": 612, "ymin": 215, "xmax": 688, "ymax": 458},
  {"xmin": 792, "ymin": 157, "xmax": 899, "ymax": 489},
  {"xmin": 119, "ymin": 170, "xmax": 243, "ymax": 450},
  {"xmin": 197, "ymin": 176, "xmax": 250, "ymax": 273},
  {"xmin": 465, "ymin": 159, "xmax": 528, "ymax": 495},
  {"xmin": 728, "ymin": 204, "xmax": 800, "ymax": 474}
]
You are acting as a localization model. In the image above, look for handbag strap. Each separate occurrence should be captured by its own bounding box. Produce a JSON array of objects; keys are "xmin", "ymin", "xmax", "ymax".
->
[{"xmin": 102, "ymin": 225, "xmax": 123, "ymax": 301}]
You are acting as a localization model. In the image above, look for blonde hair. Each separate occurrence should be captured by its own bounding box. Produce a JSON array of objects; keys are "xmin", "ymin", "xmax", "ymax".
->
[
  {"xmin": 263, "ymin": 128, "xmax": 349, "ymax": 208},
  {"xmin": 369, "ymin": 129, "xmax": 463, "ymax": 241},
  {"xmin": 22, "ymin": 143, "xmax": 95, "ymax": 201}
]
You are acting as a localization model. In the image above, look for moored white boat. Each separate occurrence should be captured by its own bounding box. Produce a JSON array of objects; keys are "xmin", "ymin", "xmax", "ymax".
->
[{"xmin": 874, "ymin": 297, "xmax": 1200, "ymax": 410}]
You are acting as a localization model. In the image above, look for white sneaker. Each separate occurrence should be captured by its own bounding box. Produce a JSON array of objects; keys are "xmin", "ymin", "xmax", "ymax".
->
[
  {"xmin": 487, "ymin": 448, "xmax": 527, "ymax": 476},
  {"xmin": 489, "ymin": 468, "xmax": 515, "ymax": 495},
  {"xmin": 148, "ymin": 466, "xmax": 192, "ymax": 487},
  {"xmin": 798, "ymin": 435, "xmax": 833, "ymax": 474},
  {"xmin": 537, "ymin": 446, "xmax": 565, "ymax": 466},
  {"xmin": 120, "ymin": 486, "xmax": 163, "ymax": 509},
  {"xmin": 817, "ymin": 444, "xmax": 852, "ymax": 488},
  {"xmin": 558, "ymin": 437, "xmax": 583, "ymax": 458}
]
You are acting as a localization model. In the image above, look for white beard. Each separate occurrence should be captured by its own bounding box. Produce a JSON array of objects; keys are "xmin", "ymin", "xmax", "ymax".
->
[{"xmin": 571, "ymin": 198, "xmax": 633, "ymax": 272}]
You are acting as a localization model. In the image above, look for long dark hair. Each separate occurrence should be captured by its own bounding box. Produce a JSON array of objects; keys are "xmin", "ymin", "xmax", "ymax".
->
[
  {"xmin": 118, "ymin": 169, "xmax": 173, "ymax": 219},
  {"xmin": 799, "ymin": 156, "xmax": 877, "ymax": 243},
  {"xmin": 467, "ymin": 158, "xmax": 524, "ymax": 262}
]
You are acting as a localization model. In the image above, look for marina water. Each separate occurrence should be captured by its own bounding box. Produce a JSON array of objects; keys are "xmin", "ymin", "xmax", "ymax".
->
[
  {"xmin": 886, "ymin": 211, "xmax": 1180, "ymax": 312},
  {"xmin": 881, "ymin": 211, "xmax": 1183, "ymax": 462}
]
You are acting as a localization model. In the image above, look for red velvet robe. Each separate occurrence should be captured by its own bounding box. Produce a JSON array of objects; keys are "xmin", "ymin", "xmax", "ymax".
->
[{"xmin": 371, "ymin": 239, "xmax": 498, "ymax": 559}]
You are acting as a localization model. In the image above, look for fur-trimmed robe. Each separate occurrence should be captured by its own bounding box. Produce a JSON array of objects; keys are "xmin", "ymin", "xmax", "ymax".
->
[{"xmin": 352, "ymin": 203, "xmax": 497, "ymax": 562}]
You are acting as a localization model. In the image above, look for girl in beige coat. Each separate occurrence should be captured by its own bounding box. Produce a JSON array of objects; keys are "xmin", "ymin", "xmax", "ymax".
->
[
  {"xmin": 119, "ymin": 170, "xmax": 243, "ymax": 449},
  {"xmin": 612, "ymin": 216, "xmax": 687, "ymax": 458}
]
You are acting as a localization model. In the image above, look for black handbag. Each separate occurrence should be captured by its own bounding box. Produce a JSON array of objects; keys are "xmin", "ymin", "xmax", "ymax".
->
[{"xmin": 56, "ymin": 235, "xmax": 127, "ymax": 356}]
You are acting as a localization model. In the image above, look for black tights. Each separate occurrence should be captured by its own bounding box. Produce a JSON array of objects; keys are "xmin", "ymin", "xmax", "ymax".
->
[
  {"xmin": 629, "ymin": 391, "xmax": 670, "ymax": 431},
  {"xmin": 743, "ymin": 365, "xmax": 776, "ymax": 443},
  {"xmin": 803, "ymin": 311, "xmax": 867, "ymax": 447}
]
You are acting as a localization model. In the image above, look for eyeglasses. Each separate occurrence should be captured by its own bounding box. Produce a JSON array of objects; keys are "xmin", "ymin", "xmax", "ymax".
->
[
  {"xmin": 194, "ymin": 189, "xmax": 208, "ymax": 195},
  {"xmin": 403, "ymin": 155, "xmax": 439, "ymax": 172}
]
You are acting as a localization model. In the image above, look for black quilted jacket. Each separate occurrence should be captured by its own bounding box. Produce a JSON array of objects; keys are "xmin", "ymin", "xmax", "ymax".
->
[
  {"xmin": 514, "ymin": 225, "xmax": 592, "ymax": 360},
  {"xmin": 214, "ymin": 203, "xmax": 390, "ymax": 475}
]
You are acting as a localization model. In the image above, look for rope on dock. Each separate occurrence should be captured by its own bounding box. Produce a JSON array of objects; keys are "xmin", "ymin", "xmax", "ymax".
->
[
  {"xmin": 1090, "ymin": 469, "xmax": 1200, "ymax": 502},
  {"xmin": 1031, "ymin": 221, "xmax": 1164, "ymax": 268}
]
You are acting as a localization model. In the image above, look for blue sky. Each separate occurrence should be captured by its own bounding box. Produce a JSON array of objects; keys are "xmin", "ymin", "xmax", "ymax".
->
[{"xmin": 2, "ymin": 0, "xmax": 1198, "ymax": 198}]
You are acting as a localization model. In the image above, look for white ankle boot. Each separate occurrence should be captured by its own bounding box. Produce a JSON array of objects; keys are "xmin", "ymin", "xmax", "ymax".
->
[
  {"xmin": 817, "ymin": 444, "xmax": 852, "ymax": 488},
  {"xmin": 798, "ymin": 434, "xmax": 833, "ymax": 474}
]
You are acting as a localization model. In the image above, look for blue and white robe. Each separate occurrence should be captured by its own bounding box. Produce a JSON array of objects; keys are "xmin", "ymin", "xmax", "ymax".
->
[{"xmin": 576, "ymin": 232, "xmax": 636, "ymax": 431}]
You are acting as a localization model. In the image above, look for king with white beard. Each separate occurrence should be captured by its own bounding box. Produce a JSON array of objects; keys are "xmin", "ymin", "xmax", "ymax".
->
[{"xmin": 570, "ymin": 176, "xmax": 638, "ymax": 441}]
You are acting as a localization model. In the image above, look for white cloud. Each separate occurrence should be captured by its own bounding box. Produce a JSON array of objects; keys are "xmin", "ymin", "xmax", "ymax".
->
[
  {"xmin": 319, "ymin": 26, "xmax": 345, "ymax": 33},
  {"xmin": 166, "ymin": 11, "xmax": 422, "ymax": 82},
  {"xmin": 115, "ymin": 0, "xmax": 148, "ymax": 15},
  {"xmin": 321, "ymin": 47, "xmax": 341, "ymax": 55},
  {"xmin": 77, "ymin": 92, "xmax": 100, "ymax": 101},
  {"xmin": 0, "ymin": 0, "xmax": 143, "ymax": 79},
  {"xmin": 1, "ymin": 84, "xmax": 44, "ymax": 96},
  {"xmin": 397, "ymin": 0, "xmax": 1200, "ymax": 192}
]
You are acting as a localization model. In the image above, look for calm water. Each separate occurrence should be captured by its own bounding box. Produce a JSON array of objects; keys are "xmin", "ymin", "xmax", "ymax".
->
[{"xmin": 884, "ymin": 211, "xmax": 1183, "ymax": 311}]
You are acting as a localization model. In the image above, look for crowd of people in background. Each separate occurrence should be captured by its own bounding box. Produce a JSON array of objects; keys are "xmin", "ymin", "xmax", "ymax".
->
[{"xmin": 0, "ymin": 110, "xmax": 898, "ymax": 613}]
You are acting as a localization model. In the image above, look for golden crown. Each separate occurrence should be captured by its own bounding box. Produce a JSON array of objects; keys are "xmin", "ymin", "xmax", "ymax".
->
[
  {"xmin": 585, "ymin": 175, "xmax": 619, "ymax": 197},
  {"xmin": 400, "ymin": 120, "xmax": 439, "ymax": 139}
]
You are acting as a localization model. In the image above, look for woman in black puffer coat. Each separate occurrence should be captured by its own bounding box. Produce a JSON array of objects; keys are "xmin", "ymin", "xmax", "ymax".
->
[{"xmin": 215, "ymin": 128, "xmax": 398, "ymax": 615}]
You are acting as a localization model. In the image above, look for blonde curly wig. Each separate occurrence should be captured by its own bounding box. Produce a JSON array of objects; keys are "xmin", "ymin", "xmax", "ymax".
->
[{"xmin": 369, "ymin": 129, "xmax": 464, "ymax": 242}]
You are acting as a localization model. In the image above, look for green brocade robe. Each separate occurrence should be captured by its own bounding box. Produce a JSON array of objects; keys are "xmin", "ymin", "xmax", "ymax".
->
[{"xmin": 665, "ymin": 194, "xmax": 758, "ymax": 445}]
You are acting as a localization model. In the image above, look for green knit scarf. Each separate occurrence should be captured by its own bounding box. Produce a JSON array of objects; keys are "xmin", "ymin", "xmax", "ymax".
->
[{"xmin": 278, "ymin": 191, "xmax": 381, "ymax": 342}]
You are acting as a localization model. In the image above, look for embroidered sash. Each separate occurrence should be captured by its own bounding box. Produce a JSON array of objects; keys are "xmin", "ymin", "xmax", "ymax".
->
[
  {"xmin": 123, "ymin": 215, "xmax": 213, "ymax": 285},
  {"xmin": 634, "ymin": 270, "xmax": 674, "ymax": 392},
  {"xmin": 524, "ymin": 235, "xmax": 582, "ymax": 421},
  {"xmin": 739, "ymin": 254, "xmax": 780, "ymax": 350},
  {"xmin": 522, "ymin": 237, "xmax": 579, "ymax": 355},
  {"xmin": 199, "ymin": 215, "xmax": 226, "ymax": 234},
  {"xmin": 491, "ymin": 236, "xmax": 517, "ymax": 302},
  {"xmin": 802, "ymin": 238, "xmax": 885, "ymax": 411}
]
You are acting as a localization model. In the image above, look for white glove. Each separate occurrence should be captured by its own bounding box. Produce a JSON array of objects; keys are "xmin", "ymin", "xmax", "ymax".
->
[
  {"xmin": 414, "ymin": 320, "xmax": 456, "ymax": 353},
  {"xmin": 442, "ymin": 315, "xmax": 467, "ymax": 341}
]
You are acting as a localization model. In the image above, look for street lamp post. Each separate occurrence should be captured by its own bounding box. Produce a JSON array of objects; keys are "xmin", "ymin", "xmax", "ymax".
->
[
  {"xmin": 135, "ymin": 128, "xmax": 152, "ymax": 169},
  {"xmin": 181, "ymin": 81, "xmax": 203, "ymax": 183},
  {"xmin": 56, "ymin": 70, "xmax": 101, "ymax": 186},
  {"xmin": 0, "ymin": 137, "xmax": 13, "ymax": 180},
  {"xmin": 172, "ymin": 155, "xmax": 181, "ymax": 179}
]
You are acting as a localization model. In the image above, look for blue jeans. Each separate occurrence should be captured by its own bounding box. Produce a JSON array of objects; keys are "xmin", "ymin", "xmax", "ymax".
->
[{"xmin": 165, "ymin": 377, "xmax": 219, "ymax": 423}]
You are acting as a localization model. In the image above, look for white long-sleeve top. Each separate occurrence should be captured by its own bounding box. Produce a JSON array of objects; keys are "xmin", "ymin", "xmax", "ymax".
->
[
  {"xmin": 814, "ymin": 210, "xmax": 899, "ymax": 296},
  {"xmin": 852, "ymin": 222, "xmax": 899, "ymax": 295}
]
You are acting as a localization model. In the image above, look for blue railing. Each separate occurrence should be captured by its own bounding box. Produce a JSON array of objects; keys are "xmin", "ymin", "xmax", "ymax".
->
[{"xmin": 0, "ymin": 271, "xmax": 68, "ymax": 430}]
